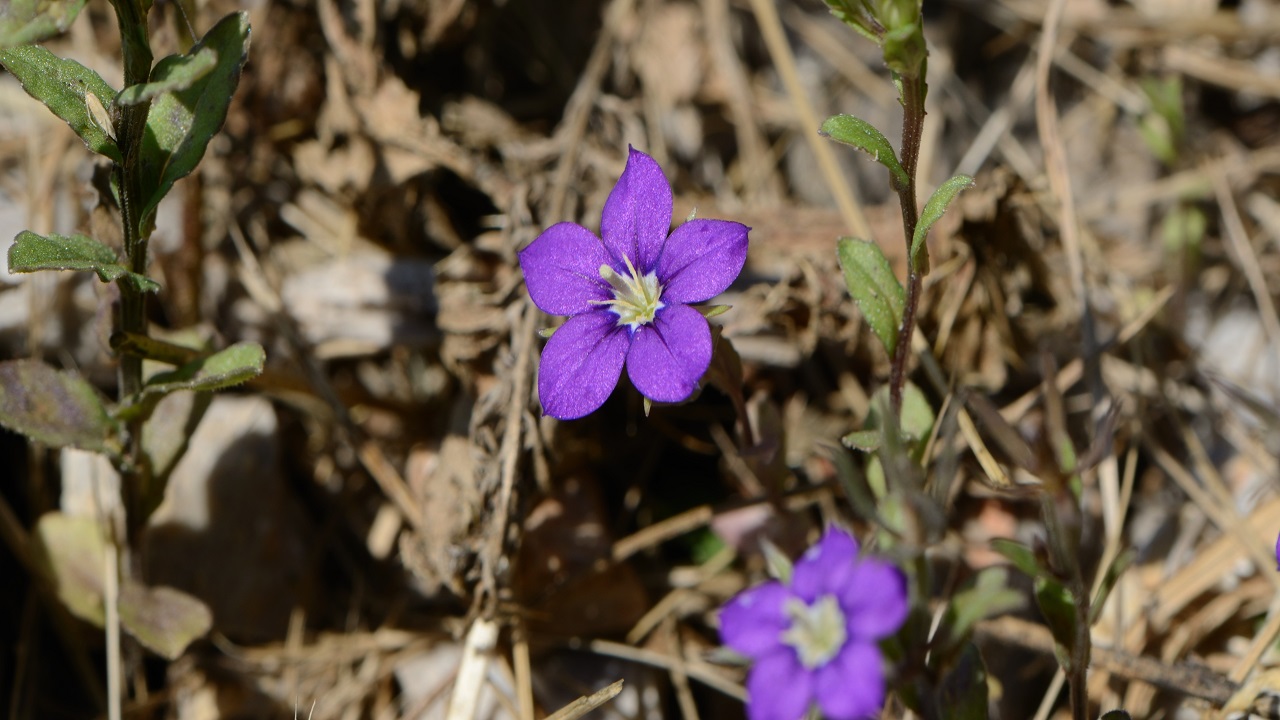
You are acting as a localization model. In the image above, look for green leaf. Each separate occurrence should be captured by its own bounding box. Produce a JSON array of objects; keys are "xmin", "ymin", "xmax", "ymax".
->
[
  {"xmin": 116, "ymin": 342, "xmax": 263, "ymax": 424},
  {"xmin": 882, "ymin": 19, "xmax": 926, "ymax": 78},
  {"xmin": 137, "ymin": 11, "xmax": 250, "ymax": 235},
  {"xmin": 821, "ymin": 0, "xmax": 881, "ymax": 44},
  {"xmin": 119, "ymin": 581, "xmax": 212, "ymax": 659},
  {"xmin": 116, "ymin": 46, "xmax": 217, "ymax": 105},
  {"xmin": 0, "ymin": 45, "xmax": 120, "ymax": 161},
  {"xmin": 819, "ymin": 114, "xmax": 909, "ymax": 189},
  {"xmin": 837, "ymin": 237, "xmax": 904, "ymax": 357},
  {"xmin": 31, "ymin": 512, "xmax": 107, "ymax": 626},
  {"xmin": 899, "ymin": 382, "xmax": 934, "ymax": 455},
  {"xmin": 8, "ymin": 230, "xmax": 160, "ymax": 292},
  {"xmin": 0, "ymin": 0, "xmax": 88, "ymax": 48},
  {"xmin": 0, "ymin": 359, "xmax": 116, "ymax": 452},
  {"xmin": 1089, "ymin": 548, "xmax": 1135, "ymax": 626},
  {"xmin": 142, "ymin": 341, "xmax": 264, "ymax": 396},
  {"xmin": 941, "ymin": 568, "xmax": 1024, "ymax": 652},
  {"xmin": 911, "ymin": 174, "xmax": 974, "ymax": 268},
  {"xmin": 841, "ymin": 429, "xmax": 882, "ymax": 453},
  {"xmin": 989, "ymin": 538, "xmax": 1047, "ymax": 581},
  {"xmin": 1034, "ymin": 577, "xmax": 1078, "ymax": 670}
]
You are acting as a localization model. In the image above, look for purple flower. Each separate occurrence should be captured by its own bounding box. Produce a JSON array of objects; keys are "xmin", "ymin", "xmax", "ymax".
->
[
  {"xmin": 517, "ymin": 147, "xmax": 750, "ymax": 420},
  {"xmin": 718, "ymin": 528, "xmax": 908, "ymax": 720}
]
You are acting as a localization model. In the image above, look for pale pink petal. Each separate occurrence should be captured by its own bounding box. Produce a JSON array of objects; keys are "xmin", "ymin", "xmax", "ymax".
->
[
  {"xmin": 537, "ymin": 312, "xmax": 629, "ymax": 420},
  {"xmin": 518, "ymin": 222, "xmax": 614, "ymax": 316},
  {"xmin": 600, "ymin": 147, "xmax": 672, "ymax": 273},
  {"xmin": 625, "ymin": 304, "xmax": 711, "ymax": 404},
  {"xmin": 657, "ymin": 219, "xmax": 750, "ymax": 304}
]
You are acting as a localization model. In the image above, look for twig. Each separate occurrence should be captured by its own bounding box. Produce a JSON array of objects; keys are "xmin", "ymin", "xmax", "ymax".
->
[{"xmin": 544, "ymin": 680, "xmax": 625, "ymax": 720}]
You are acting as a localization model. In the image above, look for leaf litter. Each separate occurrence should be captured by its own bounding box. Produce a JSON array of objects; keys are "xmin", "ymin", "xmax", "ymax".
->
[{"xmin": 1, "ymin": 0, "xmax": 1280, "ymax": 718}]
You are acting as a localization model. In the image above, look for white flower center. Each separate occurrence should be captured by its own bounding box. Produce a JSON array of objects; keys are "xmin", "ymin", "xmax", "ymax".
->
[
  {"xmin": 781, "ymin": 594, "xmax": 848, "ymax": 669},
  {"xmin": 592, "ymin": 254, "xmax": 664, "ymax": 330}
]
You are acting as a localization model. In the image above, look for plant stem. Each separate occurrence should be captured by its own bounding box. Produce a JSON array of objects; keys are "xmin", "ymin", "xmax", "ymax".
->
[
  {"xmin": 108, "ymin": 0, "xmax": 154, "ymax": 548},
  {"xmin": 888, "ymin": 73, "xmax": 927, "ymax": 416}
]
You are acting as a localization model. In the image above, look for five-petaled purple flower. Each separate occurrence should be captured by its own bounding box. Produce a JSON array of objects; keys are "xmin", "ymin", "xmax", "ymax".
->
[
  {"xmin": 719, "ymin": 528, "xmax": 908, "ymax": 720},
  {"xmin": 518, "ymin": 147, "xmax": 750, "ymax": 420}
]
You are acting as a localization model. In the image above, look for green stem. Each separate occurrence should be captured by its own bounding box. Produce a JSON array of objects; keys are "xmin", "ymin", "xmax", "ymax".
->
[
  {"xmin": 108, "ymin": 0, "xmax": 152, "ymax": 545},
  {"xmin": 888, "ymin": 73, "xmax": 926, "ymax": 416}
]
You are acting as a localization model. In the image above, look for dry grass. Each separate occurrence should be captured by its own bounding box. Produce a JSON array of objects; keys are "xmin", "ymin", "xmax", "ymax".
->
[{"xmin": 2, "ymin": 0, "xmax": 1280, "ymax": 718}]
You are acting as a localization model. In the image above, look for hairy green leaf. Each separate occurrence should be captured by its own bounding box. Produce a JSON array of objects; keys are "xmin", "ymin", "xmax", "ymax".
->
[
  {"xmin": 8, "ymin": 230, "xmax": 159, "ymax": 292},
  {"xmin": 143, "ymin": 341, "xmax": 264, "ymax": 396},
  {"xmin": 911, "ymin": 174, "xmax": 974, "ymax": 268},
  {"xmin": 837, "ymin": 237, "xmax": 904, "ymax": 357},
  {"xmin": 0, "ymin": 359, "xmax": 115, "ymax": 452},
  {"xmin": 137, "ymin": 11, "xmax": 250, "ymax": 234},
  {"xmin": 119, "ymin": 581, "xmax": 212, "ymax": 659},
  {"xmin": 841, "ymin": 428, "xmax": 882, "ymax": 453},
  {"xmin": 0, "ymin": 46, "xmax": 119, "ymax": 161},
  {"xmin": 0, "ymin": 0, "xmax": 88, "ymax": 48},
  {"xmin": 116, "ymin": 46, "xmax": 217, "ymax": 105},
  {"xmin": 820, "ymin": 114, "xmax": 909, "ymax": 189}
]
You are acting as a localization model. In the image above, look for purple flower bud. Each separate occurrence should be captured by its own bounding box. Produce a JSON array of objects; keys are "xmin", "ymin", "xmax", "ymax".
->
[{"xmin": 517, "ymin": 147, "xmax": 750, "ymax": 419}]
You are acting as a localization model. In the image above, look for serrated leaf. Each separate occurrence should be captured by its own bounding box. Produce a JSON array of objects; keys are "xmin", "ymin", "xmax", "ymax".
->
[
  {"xmin": 0, "ymin": 359, "xmax": 115, "ymax": 452},
  {"xmin": 0, "ymin": 45, "xmax": 120, "ymax": 161},
  {"xmin": 820, "ymin": 115, "xmax": 909, "ymax": 189},
  {"xmin": 0, "ymin": 0, "xmax": 88, "ymax": 48},
  {"xmin": 911, "ymin": 174, "xmax": 974, "ymax": 268},
  {"xmin": 842, "ymin": 428, "xmax": 882, "ymax": 452},
  {"xmin": 8, "ymin": 231, "xmax": 160, "ymax": 292},
  {"xmin": 142, "ymin": 341, "xmax": 264, "ymax": 395},
  {"xmin": 119, "ymin": 581, "xmax": 211, "ymax": 659},
  {"xmin": 31, "ymin": 512, "xmax": 107, "ymax": 626},
  {"xmin": 137, "ymin": 11, "xmax": 250, "ymax": 235},
  {"xmin": 115, "ymin": 46, "xmax": 217, "ymax": 105},
  {"xmin": 837, "ymin": 237, "xmax": 904, "ymax": 357},
  {"xmin": 990, "ymin": 538, "xmax": 1047, "ymax": 581}
]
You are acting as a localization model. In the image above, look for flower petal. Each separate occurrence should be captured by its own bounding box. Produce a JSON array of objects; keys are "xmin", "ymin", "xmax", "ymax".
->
[
  {"xmin": 537, "ymin": 312, "xmax": 630, "ymax": 420},
  {"xmin": 718, "ymin": 581, "xmax": 789, "ymax": 659},
  {"xmin": 518, "ymin": 222, "xmax": 614, "ymax": 316},
  {"xmin": 600, "ymin": 146, "xmax": 672, "ymax": 273},
  {"xmin": 791, "ymin": 528, "xmax": 860, "ymax": 603},
  {"xmin": 747, "ymin": 650, "xmax": 814, "ymax": 720},
  {"xmin": 837, "ymin": 559, "xmax": 909, "ymax": 640},
  {"xmin": 814, "ymin": 641, "xmax": 885, "ymax": 720},
  {"xmin": 656, "ymin": 219, "xmax": 750, "ymax": 304},
  {"xmin": 625, "ymin": 304, "xmax": 711, "ymax": 404}
]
